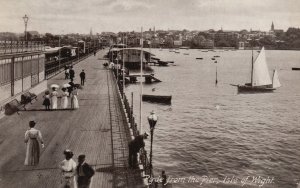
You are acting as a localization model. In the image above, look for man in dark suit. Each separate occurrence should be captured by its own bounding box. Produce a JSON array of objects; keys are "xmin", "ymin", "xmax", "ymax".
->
[
  {"xmin": 79, "ymin": 70, "xmax": 86, "ymax": 86},
  {"xmin": 69, "ymin": 66, "xmax": 75, "ymax": 82},
  {"xmin": 76, "ymin": 155, "xmax": 95, "ymax": 188},
  {"xmin": 128, "ymin": 133, "xmax": 148, "ymax": 168}
]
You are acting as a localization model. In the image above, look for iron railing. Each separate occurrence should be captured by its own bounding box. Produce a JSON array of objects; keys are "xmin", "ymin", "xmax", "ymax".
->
[{"xmin": 0, "ymin": 41, "xmax": 44, "ymax": 54}]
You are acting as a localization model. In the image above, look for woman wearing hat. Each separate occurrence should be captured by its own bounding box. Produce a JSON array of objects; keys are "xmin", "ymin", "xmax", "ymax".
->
[
  {"xmin": 24, "ymin": 121, "xmax": 44, "ymax": 166},
  {"xmin": 61, "ymin": 88, "xmax": 69, "ymax": 109},
  {"xmin": 51, "ymin": 87, "xmax": 59, "ymax": 109},
  {"xmin": 59, "ymin": 149, "xmax": 77, "ymax": 188},
  {"xmin": 71, "ymin": 86, "xmax": 79, "ymax": 109}
]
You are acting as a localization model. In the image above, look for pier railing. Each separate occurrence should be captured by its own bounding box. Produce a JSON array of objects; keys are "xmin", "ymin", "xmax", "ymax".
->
[
  {"xmin": 0, "ymin": 41, "xmax": 44, "ymax": 54},
  {"xmin": 113, "ymin": 69, "xmax": 155, "ymax": 187}
]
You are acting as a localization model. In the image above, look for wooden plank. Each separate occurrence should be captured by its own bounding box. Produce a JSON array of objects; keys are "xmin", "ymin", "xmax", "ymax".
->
[{"xmin": 0, "ymin": 50, "xmax": 144, "ymax": 188}]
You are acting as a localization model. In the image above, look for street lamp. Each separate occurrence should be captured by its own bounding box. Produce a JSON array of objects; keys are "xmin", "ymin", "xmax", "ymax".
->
[
  {"xmin": 22, "ymin": 14, "xmax": 29, "ymax": 43},
  {"xmin": 147, "ymin": 110, "xmax": 158, "ymax": 176}
]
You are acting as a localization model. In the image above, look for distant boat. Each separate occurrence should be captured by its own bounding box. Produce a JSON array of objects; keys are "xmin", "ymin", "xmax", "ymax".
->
[
  {"xmin": 142, "ymin": 94, "xmax": 172, "ymax": 104},
  {"xmin": 292, "ymin": 67, "xmax": 300, "ymax": 70},
  {"xmin": 183, "ymin": 53, "xmax": 189, "ymax": 55},
  {"xmin": 214, "ymin": 55, "xmax": 220, "ymax": 58},
  {"xmin": 211, "ymin": 58, "xmax": 216, "ymax": 60},
  {"xmin": 196, "ymin": 58, "xmax": 203, "ymax": 60},
  {"xmin": 202, "ymin": 50, "xmax": 208, "ymax": 52},
  {"xmin": 235, "ymin": 47, "xmax": 281, "ymax": 93}
]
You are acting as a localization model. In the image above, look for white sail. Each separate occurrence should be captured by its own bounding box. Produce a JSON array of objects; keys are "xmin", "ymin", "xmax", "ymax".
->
[
  {"xmin": 252, "ymin": 47, "xmax": 272, "ymax": 86},
  {"xmin": 272, "ymin": 69, "xmax": 281, "ymax": 88}
]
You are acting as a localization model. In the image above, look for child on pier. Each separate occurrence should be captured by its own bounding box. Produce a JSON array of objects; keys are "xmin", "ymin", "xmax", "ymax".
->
[{"xmin": 42, "ymin": 91, "xmax": 51, "ymax": 110}]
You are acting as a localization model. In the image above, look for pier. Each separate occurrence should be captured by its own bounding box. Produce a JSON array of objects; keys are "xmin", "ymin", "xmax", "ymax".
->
[
  {"xmin": 0, "ymin": 50, "xmax": 145, "ymax": 188},
  {"xmin": 126, "ymin": 74, "xmax": 162, "ymax": 83}
]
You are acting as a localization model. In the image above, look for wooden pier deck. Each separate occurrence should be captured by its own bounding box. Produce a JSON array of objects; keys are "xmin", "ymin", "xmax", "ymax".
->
[{"xmin": 0, "ymin": 50, "xmax": 145, "ymax": 188}]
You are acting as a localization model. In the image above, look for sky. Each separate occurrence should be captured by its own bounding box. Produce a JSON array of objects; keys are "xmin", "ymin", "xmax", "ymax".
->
[{"xmin": 0, "ymin": 0, "xmax": 300, "ymax": 34}]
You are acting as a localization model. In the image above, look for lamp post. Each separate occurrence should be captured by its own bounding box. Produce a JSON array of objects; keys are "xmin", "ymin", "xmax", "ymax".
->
[
  {"xmin": 22, "ymin": 14, "xmax": 29, "ymax": 45},
  {"xmin": 58, "ymin": 35, "xmax": 61, "ymax": 73},
  {"xmin": 147, "ymin": 111, "xmax": 158, "ymax": 176}
]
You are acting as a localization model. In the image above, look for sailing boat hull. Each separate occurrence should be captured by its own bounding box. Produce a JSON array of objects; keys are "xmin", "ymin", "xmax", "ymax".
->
[{"xmin": 237, "ymin": 85, "xmax": 275, "ymax": 93}]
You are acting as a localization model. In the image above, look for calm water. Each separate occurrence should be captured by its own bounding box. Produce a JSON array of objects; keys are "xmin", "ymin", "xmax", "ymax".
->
[{"xmin": 124, "ymin": 49, "xmax": 300, "ymax": 188}]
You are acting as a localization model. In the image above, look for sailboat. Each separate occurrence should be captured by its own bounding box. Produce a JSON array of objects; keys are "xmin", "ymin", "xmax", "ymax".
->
[{"xmin": 236, "ymin": 47, "xmax": 281, "ymax": 93}]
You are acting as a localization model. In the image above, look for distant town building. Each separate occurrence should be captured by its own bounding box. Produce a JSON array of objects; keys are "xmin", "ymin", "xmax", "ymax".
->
[
  {"xmin": 269, "ymin": 22, "xmax": 284, "ymax": 36},
  {"xmin": 174, "ymin": 40, "xmax": 182, "ymax": 46}
]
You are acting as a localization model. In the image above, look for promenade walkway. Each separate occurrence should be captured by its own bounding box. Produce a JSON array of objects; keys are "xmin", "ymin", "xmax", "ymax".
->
[{"xmin": 0, "ymin": 50, "xmax": 144, "ymax": 188}]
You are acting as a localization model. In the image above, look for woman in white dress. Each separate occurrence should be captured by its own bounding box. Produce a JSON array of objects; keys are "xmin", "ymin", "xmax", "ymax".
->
[
  {"xmin": 61, "ymin": 88, "xmax": 69, "ymax": 109},
  {"xmin": 24, "ymin": 121, "xmax": 44, "ymax": 166},
  {"xmin": 71, "ymin": 87, "xmax": 79, "ymax": 109},
  {"xmin": 51, "ymin": 87, "xmax": 58, "ymax": 109},
  {"xmin": 59, "ymin": 149, "xmax": 77, "ymax": 188}
]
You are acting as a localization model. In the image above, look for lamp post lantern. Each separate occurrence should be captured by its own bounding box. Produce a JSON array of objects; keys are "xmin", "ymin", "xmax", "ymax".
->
[
  {"xmin": 147, "ymin": 111, "xmax": 158, "ymax": 176},
  {"xmin": 22, "ymin": 15, "xmax": 29, "ymax": 43}
]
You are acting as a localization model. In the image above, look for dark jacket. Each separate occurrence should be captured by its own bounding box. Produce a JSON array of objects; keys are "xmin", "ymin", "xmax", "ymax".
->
[
  {"xmin": 129, "ymin": 135, "xmax": 145, "ymax": 153},
  {"xmin": 80, "ymin": 72, "xmax": 85, "ymax": 79},
  {"xmin": 69, "ymin": 69, "xmax": 75, "ymax": 78},
  {"xmin": 76, "ymin": 162, "xmax": 95, "ymax": 186}
]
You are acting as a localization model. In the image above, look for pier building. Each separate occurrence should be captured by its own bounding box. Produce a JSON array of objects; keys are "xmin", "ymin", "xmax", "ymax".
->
[{"xmin": 0, "ymin": 41, "xmax": 46, "ymax": 116}]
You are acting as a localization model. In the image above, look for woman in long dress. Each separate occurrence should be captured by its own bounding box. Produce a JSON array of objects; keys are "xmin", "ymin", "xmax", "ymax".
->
[
  {"xmin": 71, "ymin": 87, "xmax": 79, "ymax": 109},
  {"xmin": 24, "ymin": 121, "xmax": 44, "ymax": 166},
  {"xmin": 51, "ymin": 87, "xmax": 58, "ymax": 109},
  {"xmin": 61, "ymin": 88, "xmax": 69, "ymax": 109},
  {"xmin": 59, "ymin": 150, "xmax": 77, "ymax": 188}
]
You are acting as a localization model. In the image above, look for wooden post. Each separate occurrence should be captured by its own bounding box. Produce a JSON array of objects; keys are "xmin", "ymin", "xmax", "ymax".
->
[
  {"xmin": 131, "ymin": 92, "xmax": 133, "ymax": 126},
  {"xmin": 22, "ymin": 57, "xmax": 24, "ymax": 92},
  {"xmin": 11, "ymin": 57, "xmax": 14, "ymax": 96}
]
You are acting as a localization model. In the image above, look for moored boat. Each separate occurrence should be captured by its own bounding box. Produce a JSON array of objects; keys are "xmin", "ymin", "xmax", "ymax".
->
[
  {"xmin": 142, "ymin": 94, "xmax": 172, "ymax": 104},
  {"xmin": 235, "ymin": 47, "xmax": 281, "ymax": 93}
]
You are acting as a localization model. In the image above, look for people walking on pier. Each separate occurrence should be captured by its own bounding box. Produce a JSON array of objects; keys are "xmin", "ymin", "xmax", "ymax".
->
[
  {"xmin": 79, "ymin": 70, "xmax": 86, "ymax": 86},
  {"xmin": 51, "ymin": 87, "xmax": 59, "ymax": 110},
  {"xmin": 128, "ymin": 133, "xmax": 148, "ymax": 168},
  {"xmin": 59, "ymin": 149, "xmax": 77, "ymax": 188},
  {"xmin": 42, "ymin": 90, "xmax": 51, "ymax": 110},
  {"xmin": 76, "ymin": 154, "xmax": 95, "ymax": 188},
  {"xmin": 68, "ymin": 81, "xmax": 75, "ymax": 96},
  {"xmin": 61, "ymin": 88, "xmax": 69, "ymax": 109},
  {"xmin": 65, "ymin": 66, "xmax": 70, "ymax": 80},
  {"xmin": 24, "ymin": 121, "xmax": 44, "ymax": 166},
  {"xmin": 69, "ymin": 66, "xmax": 75, "ymax": 82},
  {"xmin": 71, "ymin": 87, "xmax": 79, "ymax": 109}
]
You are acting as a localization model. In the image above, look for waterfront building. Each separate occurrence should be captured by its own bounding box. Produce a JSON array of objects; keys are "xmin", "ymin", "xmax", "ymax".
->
[
  {"xmin": 108, "ymin": 48, "xmax": 153, "ymax": 69},
  {"xmin": 0, "ymin": 41, "xmax": 46, "ymax": 115}
]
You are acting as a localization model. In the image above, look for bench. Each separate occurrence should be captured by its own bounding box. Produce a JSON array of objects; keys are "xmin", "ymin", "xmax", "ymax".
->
[
  {"xmin": 20, "ymin": 92, "xmax": 38, "ymax": 107},
  {"xmin": 4, "ymin": 99, "xmax": 25, "ymax": 115}
]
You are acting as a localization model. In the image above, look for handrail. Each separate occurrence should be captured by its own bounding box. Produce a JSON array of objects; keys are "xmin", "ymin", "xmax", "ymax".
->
[
  {"xmin": 112, "ymin": 68, "xmax": 155, "ymax": 181},
  {"xmin": 0, "ymin": 40, "xmax": 44, "ymax": 54}
]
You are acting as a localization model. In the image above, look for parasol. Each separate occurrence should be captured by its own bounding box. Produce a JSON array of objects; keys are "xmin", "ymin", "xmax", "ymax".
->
[
  {"xmin": 63, "ymin": 83, "xmax": 71, "ymax": 88},
  {"xmin": 50, "ymin": 84, "xmax": 60, "ymax": 89}
]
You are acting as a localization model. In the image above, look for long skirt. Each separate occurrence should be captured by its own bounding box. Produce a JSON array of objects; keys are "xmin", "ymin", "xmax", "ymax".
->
[
  {"xmin": 52, "ymin": 96, "xmax": 58, "ymax": 109},
  {"xmin": 73, "ymin": 96, "xmax": 79, "ymax": 109},
  {"xmin": 61, "ymin": 96, "xmax": 68, "ymax": 109},
  {"xmin": 43, "ymin": 98, "xmax": 50, "ymax": 106},
  {"xmin": 24, "ymin": 139, "xmax": 40, "ymax": 165},
  {"xmin": 61, "ymin": 176, "xmax": 77, "ymax": 188}
]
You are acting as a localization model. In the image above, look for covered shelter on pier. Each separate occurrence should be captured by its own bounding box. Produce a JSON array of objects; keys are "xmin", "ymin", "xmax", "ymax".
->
[{"xmin": 108, "ymin": 48, "xmax": 155, "ymax": 69}]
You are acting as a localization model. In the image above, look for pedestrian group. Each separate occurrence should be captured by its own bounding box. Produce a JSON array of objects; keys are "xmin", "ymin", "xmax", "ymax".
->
[{"xmin": 43, "ymin": 66, "xmax": 84, "ymax": 110}]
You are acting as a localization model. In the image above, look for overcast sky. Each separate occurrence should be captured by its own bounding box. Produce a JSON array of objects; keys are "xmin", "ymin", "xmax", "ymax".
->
[{"xmin": 0, "ymin": 0, "xmax": 300, "ymax": 34}]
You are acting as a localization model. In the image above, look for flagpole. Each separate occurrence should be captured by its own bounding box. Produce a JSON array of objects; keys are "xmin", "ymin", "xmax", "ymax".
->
[{"xmin": 140, "ymin": 27, "xmax": 143, "ymax": 134}]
